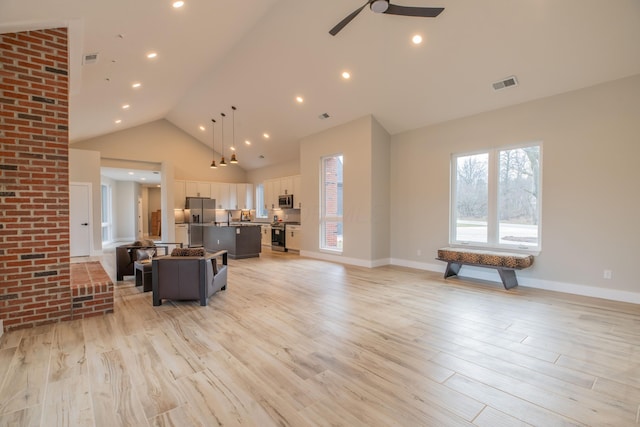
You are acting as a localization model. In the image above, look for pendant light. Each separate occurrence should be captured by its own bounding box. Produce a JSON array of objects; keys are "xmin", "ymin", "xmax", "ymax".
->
[
  {"xmin": 230, "ymin": 105, "xmax": 238, "ymax": 164},
  {"xmin": 219, "ymin": 112, "xmax": 227, "ymax": 166},
  {"xmin": 209, "ymin": 118, "xmax": 217, "ymax": 169}
]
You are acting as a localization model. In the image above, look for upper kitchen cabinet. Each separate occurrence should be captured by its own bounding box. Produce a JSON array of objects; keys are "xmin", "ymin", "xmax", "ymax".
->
[
  {"xmin": 185, "ymin": 181, "xmax": 211, "ymax": 198},
  {"xmin": 264, "ymin": 179, "xmax": 276, "ymax": 210},
  {"xmin": 174, "ymin": 180, "xmax": 186, "ymax": 209},
  {"xmin": 228, "ymin": 183, "xmax": 238, "ymax": 210},
  {"xmin": 292, "ymin": 175, "xmax": 301, "ymax": 208},
  {"xmin": 216, "ymin": 183, "xmax": 231, "ymax": 209},
  {"xmin": 280, "ymin": 176, "xmax": 293, "ymax": 195},
  {"xmin": 236, "ymin": 183, "xmax": 254, "ymax": 210},
  {"xmin": 263, "ymin": 175, "xmax": 301, "ymax": 209}
]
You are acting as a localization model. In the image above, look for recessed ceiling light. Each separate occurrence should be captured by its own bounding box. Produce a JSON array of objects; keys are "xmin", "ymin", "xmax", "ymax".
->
[
  {"xmin": 296, "ymin": 96, "xmax": 304, "ymax": 103},
  {"xmin": 128, "ymin": 171, "xmax": 134, "ymax": 175},
  {"xmin": 230, "ymin": 146, "xmax": 236, "ymax": 151},
  {"xmin": 122, "ymin": 104, "xmax": 130, "ymax": 109},
  {"xmin": 146, "ymin": 52, "xmax": 158, "ymax": 59},
  {"xmin": 132, "ymin": 82, "xmax": 141, "ymax": 89},
  {"xmin": 141, "ymin": 177, "xmax": 146, "ymax": 181},
  {"xmin": 245, "ymin": 140, "xmax": 251, "ymax": 146},
  {"xmin": 172, "ymin": 1, "xmax": 184, "ymax": 8},
  {"xmin": 199, "ymin": 125, "xmax": 205, "ymax": 131},
  {"xmin": 115, "ymin": 119, "xmax": 122, "ymax": 124},
  {"xmin": 263, "ymin": 133, "xmax": 270, "ymax": 139},
  {"xmin": 342, "ymin": 71, "xmax": 351, "ymax": 79},
  {"xmin": 412, "ymin": 34, "xmax": 423, "ymax": 45}
]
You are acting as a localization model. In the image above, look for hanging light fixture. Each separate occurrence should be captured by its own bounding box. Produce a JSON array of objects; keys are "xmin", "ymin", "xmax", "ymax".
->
[
  {"xmin": 230, "ymin": 105, "xmax": 238, "ymax": 164},
  {"xmin": 219, "ymin": 112, "xmax": 227, "ymax": 166},
  {"xmin": 209, "ymin": 118, "xmax": 217, "ymax": 169}
]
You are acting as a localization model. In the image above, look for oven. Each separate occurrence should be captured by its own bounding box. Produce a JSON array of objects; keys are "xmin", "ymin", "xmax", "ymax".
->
[{"xmin": 271, "ymin": 223, "xmax": 287, "ymax": 252}]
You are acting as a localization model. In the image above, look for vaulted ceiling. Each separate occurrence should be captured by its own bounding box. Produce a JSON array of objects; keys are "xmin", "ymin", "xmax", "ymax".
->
[{"xmin": 2, "ymin": 0, "xmax": 640, "ymax": 170}]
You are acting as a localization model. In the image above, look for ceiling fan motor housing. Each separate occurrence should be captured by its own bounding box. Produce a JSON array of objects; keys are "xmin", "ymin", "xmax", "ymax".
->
[{"xmin": 370, "ymin": 0, "xmax": 389, "ymax": 13}]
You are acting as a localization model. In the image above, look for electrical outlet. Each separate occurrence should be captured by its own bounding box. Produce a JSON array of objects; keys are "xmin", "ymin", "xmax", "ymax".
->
[{"xmin": 603, "ymin": 270, "xmax": 612, "ymax": 279}]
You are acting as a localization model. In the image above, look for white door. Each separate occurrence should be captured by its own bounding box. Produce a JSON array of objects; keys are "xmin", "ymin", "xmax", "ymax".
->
[
  {"xmin": 137, "ymin": 197, "xmax": 144, "ymax": 239},
  {"xmin": 70, "ymin": 183, "xmax": 91, "ymax": 257}
]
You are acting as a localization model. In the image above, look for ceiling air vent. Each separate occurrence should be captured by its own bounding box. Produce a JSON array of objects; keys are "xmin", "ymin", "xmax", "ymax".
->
[
  {"xmin": 83, "ymin": 52, "xmax": 99, "ymax": 65},
  {"xmin": 318, "ymin": 112, "xmax": 330, "ymax": 120},
  {"xmin": 492, "ymin": 76, "xmax": 518, "ymax": 91}
]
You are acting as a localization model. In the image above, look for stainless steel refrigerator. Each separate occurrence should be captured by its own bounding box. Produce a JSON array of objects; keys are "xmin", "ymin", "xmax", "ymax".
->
[{"xmin": 185, "ymin": 197, "xmax": 216, "ymax": 247}]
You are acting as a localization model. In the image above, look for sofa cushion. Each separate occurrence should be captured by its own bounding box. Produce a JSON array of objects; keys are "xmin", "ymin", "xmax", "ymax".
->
[{"xmin": 136, "ymin": 248, "xmax": 156, "ymax": 262}]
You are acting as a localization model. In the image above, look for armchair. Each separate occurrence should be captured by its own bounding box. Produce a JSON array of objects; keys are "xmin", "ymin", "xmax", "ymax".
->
[
  {"xmin": 152, "ymin": 249, "xmax": 227, "ymax": 306},
  {"xmin": 115, "ymin": 240, "xmax": 181, "ymax": 281}
]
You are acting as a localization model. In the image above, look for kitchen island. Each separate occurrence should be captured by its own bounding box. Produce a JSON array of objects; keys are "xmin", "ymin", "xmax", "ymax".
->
[{"xmin": 196, "ymin": 224, "xmax": 262, "ymax": 259}]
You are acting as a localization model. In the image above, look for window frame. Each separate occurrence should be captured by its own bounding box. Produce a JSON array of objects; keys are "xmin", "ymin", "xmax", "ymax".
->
[
  {"xmin": 255, "ymin": 183, "xmax": 268, "ymax": 218},
  {"xmin": 320, "ymin": 153, "xmax": 343, "ymax": 253},
  {"xmin": 449, "ymin": 142, "xmax": 542, "ymax": 254}
]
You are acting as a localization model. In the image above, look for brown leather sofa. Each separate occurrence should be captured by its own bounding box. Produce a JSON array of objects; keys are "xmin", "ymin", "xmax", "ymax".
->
[{"xmin": 152, "ymin": 249, "xmax": 227, "ymax": 306}]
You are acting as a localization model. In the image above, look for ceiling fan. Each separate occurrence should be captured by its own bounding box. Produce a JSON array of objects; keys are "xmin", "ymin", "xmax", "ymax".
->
[{"xmin": 329, "ymin": 0, "xmax": 444, "ymax": 36}]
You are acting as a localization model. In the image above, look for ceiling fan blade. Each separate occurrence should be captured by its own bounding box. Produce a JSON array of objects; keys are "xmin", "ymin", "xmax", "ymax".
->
[
  {"xmin": 329, "ymin": 1, "xmax": 372, "ymax": 36},
  {"xmin": 383, "ymin": 4, "xmax": 444, "ymax": 17}
]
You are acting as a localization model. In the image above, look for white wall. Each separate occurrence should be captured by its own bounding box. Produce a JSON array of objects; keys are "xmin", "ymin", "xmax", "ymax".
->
[
  {"xmin": 246, "ymin": 159, "xmax": 300, "ymax": 184},
  {"xmin": 72, "ymin": 119, "xmax": 248, "ymax": 183},
  {"xmin": 114, "ymin": 181, "xmax": 137, "ymax": 241},
  {"xmin": 300, "ymin": 115, "xmax": 390, "ymax": 266},
  {"xmin": 390, "ymin": 74, "xmax": 640, "ymax": 302}
]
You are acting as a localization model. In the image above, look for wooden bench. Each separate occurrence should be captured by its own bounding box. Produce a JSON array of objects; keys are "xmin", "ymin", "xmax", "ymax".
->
[{"xmin": 436, "ymin": 247, "xmax": 534, "ymax": 290}]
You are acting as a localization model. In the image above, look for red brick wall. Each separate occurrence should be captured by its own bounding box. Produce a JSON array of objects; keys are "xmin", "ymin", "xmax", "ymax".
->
[{"xmin": 0, "ymin": 28, "xmax": 72, "ymax": 330}]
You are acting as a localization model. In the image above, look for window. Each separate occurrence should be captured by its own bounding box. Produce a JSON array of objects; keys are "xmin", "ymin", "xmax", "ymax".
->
[
  {"xmin": 451, "ymin": 143, "xmax": 541, "ymax": 251},
  {"xmin": 320, "ymin": 154, "xmax": 343, "ymax": 252},
  {"xmin": 255, "ymin": 184, "xmax": 267, "ymax": 218},
  {"xmin": 101, "ymin": 184, "xmax": 113, "ymax": 243}
]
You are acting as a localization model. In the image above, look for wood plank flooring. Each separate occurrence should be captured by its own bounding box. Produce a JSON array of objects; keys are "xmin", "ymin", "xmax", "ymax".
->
[{"xmin": 2, "ymin": 248, "xmax": 640, "ymax": 426}]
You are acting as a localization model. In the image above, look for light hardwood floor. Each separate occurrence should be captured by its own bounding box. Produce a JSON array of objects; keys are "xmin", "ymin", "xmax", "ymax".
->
[{"xmin": 1, "ymin": 248, "xmax": 640, "ymax": 426}]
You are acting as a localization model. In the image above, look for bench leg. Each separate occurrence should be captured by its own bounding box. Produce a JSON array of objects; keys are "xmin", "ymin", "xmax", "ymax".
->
[
  {"xmin": 497, "ymin": 269, "xmax": 519, "ymax": 290},
  {"xmin": 444, "ymin": 262, "xmax": 461, "ymax": 279}
]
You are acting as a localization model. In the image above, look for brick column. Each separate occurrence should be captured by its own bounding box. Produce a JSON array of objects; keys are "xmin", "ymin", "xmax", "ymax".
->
[{"xmin": 0, "ymin": 28, "xmax": 71, "ymax": 331}]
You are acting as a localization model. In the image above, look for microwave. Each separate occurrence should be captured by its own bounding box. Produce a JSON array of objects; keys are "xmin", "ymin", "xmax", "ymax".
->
[{"xmin": 278, "ymin": 194, "xmax": 293, "ymax": 209}]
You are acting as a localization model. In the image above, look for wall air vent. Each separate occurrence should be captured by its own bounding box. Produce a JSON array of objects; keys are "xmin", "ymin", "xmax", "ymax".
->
[
  {"xmin": 492, "ymin": 76, "xmax": 518, "ymax": 91},
  {"xmin": 83, "ymin": 52, "xmax": 99, "ymax": 65}
]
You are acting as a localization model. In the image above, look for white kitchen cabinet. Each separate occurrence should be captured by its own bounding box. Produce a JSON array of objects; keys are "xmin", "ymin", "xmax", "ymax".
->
[
  {"xmin": 175, "ymin": 223, "xmax": 188, "ymax": 246},
  {"xmin": 286, "ymin": 225, "xmax": 301, "ymax": 251},
  {"xmin": 280, "ymin": 176, "xmax": 293, "ymax": 195},
  {"xmin": 235, "ymin": 183, "xmax": 253, "ymax": 210},
  {"xmin": 185, "ymin": 181, "xmax": 198, "ymax": 197},
  {"xmin": 210, "ymin": 182, "xmax": 221, "ymax": 207},
  {"xmin": 292, "ymin": 175, "xmax": 301, "ymax": 208},
  {"xmin": 264, "ymin": 179, "xmax": 276, "ymax": 210},
  {"xmin": 174, "ymin": 180, "xmax": 186, "ymax": 209},
  {"xmin": 197, "ymin": 181, "xmax": 211, "ymax": 198},
  {"xmin": 217, "ymin": 183, "xmax": 231, "ymax": 209},
  {"xmin": 261, "ymin": 225, "xmax": 272, "ymax": 246},
  {"xmin": 228, "ymin": 183, "xmax": 238, "ymax": 209},
  {"xmin": 185, "ymin": 181, "xmax": 211, "ymax": 198}
]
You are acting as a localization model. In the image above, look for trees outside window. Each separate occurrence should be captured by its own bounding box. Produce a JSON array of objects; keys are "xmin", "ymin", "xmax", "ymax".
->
[{"xmin": 451, "ymin": 144, "xmax": 541, "ymax": 250}]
